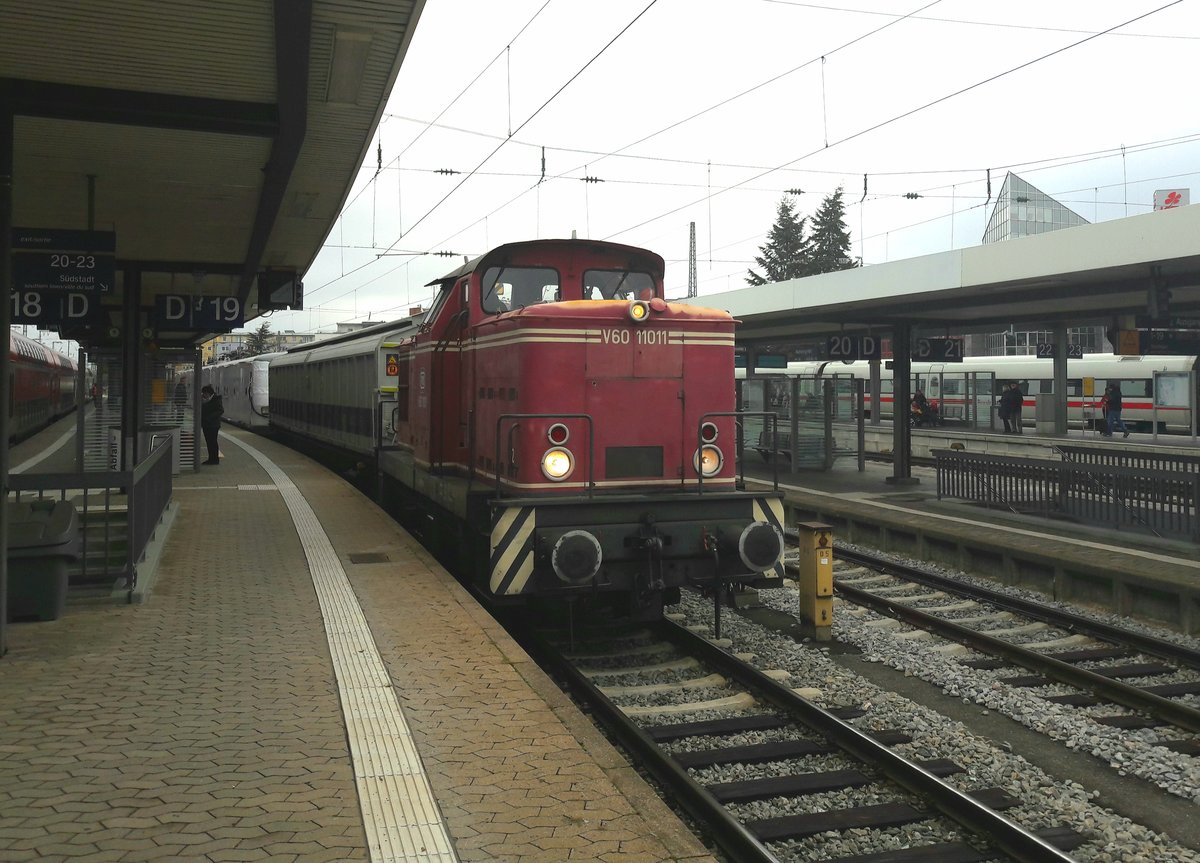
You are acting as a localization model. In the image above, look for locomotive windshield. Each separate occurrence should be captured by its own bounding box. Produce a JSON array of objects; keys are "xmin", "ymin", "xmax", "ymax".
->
[
  {"xmin": 584, "ymin": 269, "xmax": 655, "ymax": 301},
  {"xmin": 481, "ymin": 266, "xmax": 559, "ymax": 313},
  {"xmin": 478, "ymin": 264, "xmax": 658, "ymax": 312}
]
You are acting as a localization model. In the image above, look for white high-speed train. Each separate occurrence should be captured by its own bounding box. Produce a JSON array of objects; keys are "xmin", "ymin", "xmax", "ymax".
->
[{"xmin": 740, "ymin": 353, "xmax": 1199, "ymax": 433}]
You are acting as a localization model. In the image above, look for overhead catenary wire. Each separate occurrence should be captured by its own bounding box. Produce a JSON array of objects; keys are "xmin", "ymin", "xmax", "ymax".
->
[
  {"xmin": 293, "ymin": 1, "xmax": 1188, "ymax": 328},
  {"xmin": 600, "ymin": 0, "xmax": 1183, "ymax": 242},
  {"xmin": 376, "ymin": 0, "xmax": 664, "ymax": 255}
]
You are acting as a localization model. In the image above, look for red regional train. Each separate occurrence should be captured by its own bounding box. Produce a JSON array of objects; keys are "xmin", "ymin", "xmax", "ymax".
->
[
  {"xmin": 9, "ymin": 330, "xmax": 80, "ymax": 441},
  {"xmin": 270, "ymin": 238, "xmax": 786, "ymax": 620}
]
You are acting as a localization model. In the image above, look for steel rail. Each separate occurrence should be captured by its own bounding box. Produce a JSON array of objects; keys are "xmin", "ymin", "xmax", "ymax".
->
[
  {"xmin": 830, "ymin": 577, "xmax": 1200, "ymax": 735},
  {"xmin": 520, "ymin": 628, "xmax": 782, "ymax": 863},
  {"xmin": 656, "ymin": 620, "xmax": 1079, "ymax": 863},
  {"xmin": 834, "ymin": 545, "xmax": 1200, "ymax": 670}
]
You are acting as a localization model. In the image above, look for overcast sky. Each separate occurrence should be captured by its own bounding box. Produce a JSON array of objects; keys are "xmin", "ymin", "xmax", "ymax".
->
[{"xmin": 259, "ymin": 0, "xmax": 1199, "ymax": 335}]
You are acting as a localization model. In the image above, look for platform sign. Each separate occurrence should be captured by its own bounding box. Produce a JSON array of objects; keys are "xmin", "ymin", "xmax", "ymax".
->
[
  {"xmin": 10, "ymin": 289, "xmax": 103, "ymax": 326},
  {"xmin": 1142, "ymin": 330, "xmax": 1200, "ymax": 355},
  {"xmin": 913, "ymin": 337, "xmax": 963, "ymax": 362},
  {"xmin": 1136, "ymin": 314, "xmax": 1200, "ymax": 331},
  {"xmin": 826, "ymin": 335, "xmax": 881, "ymax": 361},
  {"xmin": 755, "ymin": 352, "xmax": 789, "ymax": 368},
  {"xmin": 1117, "ymin": 329, "xmax": 1200, "ymax": 356},
  {"xmin": 12, "ymin": 228, "xmax": 115, "ymax": 293},
  {"xmin": 154, "ymin": 294, "xmax": 245, "ymax": 330},
  {"xmin": 1036, "ymin": 343, "xmax": 1085, "ymax": 359}
]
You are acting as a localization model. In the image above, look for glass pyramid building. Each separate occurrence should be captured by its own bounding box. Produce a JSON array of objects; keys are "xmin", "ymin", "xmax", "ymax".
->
[
  {"xmin": 974, "ymin": 173, "xmax": 1097, "ymax": 355},
  {"xmin": 983, "ymin": 172, "xmax": 1089, "ymax": 243}
]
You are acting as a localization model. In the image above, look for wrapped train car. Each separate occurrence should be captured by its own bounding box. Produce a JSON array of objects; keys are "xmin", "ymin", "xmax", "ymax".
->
[
  {"xmin": 271, "ymin": 239, "xmax": 786, "ymax": 619},
  {"xmin": 202, "ymin": 353, "xmax": 284, "ymax": 429}
]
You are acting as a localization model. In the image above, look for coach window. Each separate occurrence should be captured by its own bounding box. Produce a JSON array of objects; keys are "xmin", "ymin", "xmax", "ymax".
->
[
  {"xmin": 584, "ymin": 269, "xmax": 655, "ymax": 301},
  {"xmin": 481, "ymin": 266, "xmax": 559, "ymax": 314}
]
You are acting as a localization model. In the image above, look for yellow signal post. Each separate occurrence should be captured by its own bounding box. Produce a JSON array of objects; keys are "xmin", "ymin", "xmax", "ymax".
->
[{"xmin": 795, "ymin": 521, "xmax": 833, "ymax": 641}]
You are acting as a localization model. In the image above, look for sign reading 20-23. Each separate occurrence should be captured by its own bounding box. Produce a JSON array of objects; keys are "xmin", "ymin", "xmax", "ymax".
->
[{"xmin": 10, "ymin": 228, "xmax": 115, "ymax": 325}]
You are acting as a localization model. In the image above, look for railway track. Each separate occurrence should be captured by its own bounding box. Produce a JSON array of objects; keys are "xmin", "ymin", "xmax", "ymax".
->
[
  {"xmin": 520, "ymin": 618, "xmax": 1088, "ymax": 863},
  {"xmin": 824, "ymin": 546, "xmax": 1200, "ymax": 746}
]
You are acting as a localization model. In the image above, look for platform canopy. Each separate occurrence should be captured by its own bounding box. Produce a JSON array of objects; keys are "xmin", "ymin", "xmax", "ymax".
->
[
  {"xmin": 693, "ymin": 204, "xmax": 1200, "ymax": 342},
  {"xmin": 1, "ymin": 0, "xmax": 426, "ymax": 347}
]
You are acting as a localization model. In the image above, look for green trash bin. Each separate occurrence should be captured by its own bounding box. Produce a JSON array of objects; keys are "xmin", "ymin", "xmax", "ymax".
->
[{"xmin": 6, "ymin": 500, "xmax": 80, "ymax": 622}]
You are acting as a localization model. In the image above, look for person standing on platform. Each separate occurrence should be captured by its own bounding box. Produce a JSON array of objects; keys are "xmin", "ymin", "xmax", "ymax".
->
[
  {"xmin": 999, "ymin": 382, "xmax": 1021, "ymax": 433},
  {"xmin": 1097, "ymin": 389, "xmax": 1111, "ymax": 436},
  {"xmin": 200, "ymin": 384, "xmax": 224, "ymax": 465},
  {"xmin": 1006, "ymin": 382, "xmax": 1024, "ymax": 434},
  {"xmin": 1105, "ymin": 383, "xmax": 1129, "ymax": 438}
]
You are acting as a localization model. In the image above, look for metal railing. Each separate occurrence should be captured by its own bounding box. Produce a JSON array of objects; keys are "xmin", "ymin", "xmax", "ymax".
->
[
  {"xmin": 1054, "ymin": 444, "xmax": 1200, "ymax": 476},
  {"xmin": 8, "ymin": 438, "xmax": 174, "ymax": 602},
  {"xmin": 933, "ymin": 448, "xmax": 1199, "ymax": 541}
]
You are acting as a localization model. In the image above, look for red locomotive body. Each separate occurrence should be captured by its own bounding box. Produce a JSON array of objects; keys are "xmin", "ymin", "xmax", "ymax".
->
[{"xmin": 379, "ymin": 239, "xmax": 784, "ymax": 618}]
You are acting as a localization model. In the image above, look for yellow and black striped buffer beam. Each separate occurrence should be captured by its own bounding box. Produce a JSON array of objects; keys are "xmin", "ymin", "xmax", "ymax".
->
[
  {"xmin": 489, "ymin": 505, "xmax": 536, "ymax": 595},
  {"xmin": 753, "ymin": 496, "xmax": 787, "ymax": 579}
]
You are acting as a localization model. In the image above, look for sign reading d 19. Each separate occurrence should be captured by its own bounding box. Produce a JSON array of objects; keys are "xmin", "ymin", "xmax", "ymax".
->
[{"xmin": 12, "ymin": 228, "xmax": 116, "ymax": 293}]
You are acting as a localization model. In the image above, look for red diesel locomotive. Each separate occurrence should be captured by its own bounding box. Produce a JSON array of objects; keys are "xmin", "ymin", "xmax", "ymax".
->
[
  {"xmin": 270, "ymin": 239, "xmax": 787, "ymax": 618},
  {"xmin": 372, "ymin": 238, "xmax": 786, "ymax": 618}
]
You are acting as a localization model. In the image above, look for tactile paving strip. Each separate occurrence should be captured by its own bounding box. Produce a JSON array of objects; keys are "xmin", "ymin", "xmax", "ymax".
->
[{"xmin": 224, "ymin": 434, "xmax": 459, "ymax": 863}]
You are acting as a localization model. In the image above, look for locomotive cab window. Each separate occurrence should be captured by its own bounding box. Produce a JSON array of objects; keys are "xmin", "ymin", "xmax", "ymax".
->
[
  {"xmin": 584, "ymin": 269, "xmax": 655, "ymax": 301},
  {"xmin": 480, "ymin": 266, "xmax": 559, "ymax": 313}
]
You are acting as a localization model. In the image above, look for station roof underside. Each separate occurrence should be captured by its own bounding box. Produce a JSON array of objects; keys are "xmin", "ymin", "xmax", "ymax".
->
[
  {"xmin": 2, "ymin": 0, "xmax": 425, "ymax": 347},
  {"xmin": 691, "ymin": 204, "xmax": 1200, "ymax": 342}
]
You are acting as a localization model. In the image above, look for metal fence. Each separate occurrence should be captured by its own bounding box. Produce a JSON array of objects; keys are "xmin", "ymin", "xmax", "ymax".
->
[
  {"xmin": 1054, "ymin": 444, "xmax": 1200, "ymax": 476},
  {"xmin": 933, "ymin": 448, "xmax": 1200, "ymax": 542},
  {"xmin": 8, "ymin": 437, "xmax": 175, "ymax": 602}
]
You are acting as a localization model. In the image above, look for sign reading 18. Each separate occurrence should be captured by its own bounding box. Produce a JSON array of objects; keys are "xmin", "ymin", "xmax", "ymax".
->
[{"xmin": 50, "ymin": 254, "xmax": 96, "ymax": 269}]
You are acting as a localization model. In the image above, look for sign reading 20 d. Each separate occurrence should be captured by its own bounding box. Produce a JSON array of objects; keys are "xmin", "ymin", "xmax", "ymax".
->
[{"xmin": 155, "ymin": 295, "xmax": 245, "ymax": 330}]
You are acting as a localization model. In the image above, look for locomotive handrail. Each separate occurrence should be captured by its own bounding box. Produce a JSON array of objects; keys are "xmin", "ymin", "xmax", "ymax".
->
[
  {"xmin": 698, "ymin": 411, "xmax": 779, "ymax": 494},
  {"xmin": 494, "ymin": 413, "xmax": 595, "ymax": 501}
]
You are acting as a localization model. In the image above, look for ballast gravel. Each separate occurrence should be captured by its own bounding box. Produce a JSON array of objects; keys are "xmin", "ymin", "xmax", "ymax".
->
[
  {"xmin": 666, "ymin": 585, "xmax": 1200, "ymax": 863},
  {"xmin": 807, "ymin": 541, "xmax": 1200, "ymax": 804}
]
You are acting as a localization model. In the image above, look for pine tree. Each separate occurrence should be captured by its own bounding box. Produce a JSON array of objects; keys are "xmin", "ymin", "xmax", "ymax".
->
[
  {"xmin": 246, "ymin": 322, "xmax": 272, "ymax": 356},
  {"xmin": 807, "ymin": 186, "xmax": 857, "ymax": 274},
  {"xmin": 746, "ymin": 197, "xmax": 811, "ymax": 286}
]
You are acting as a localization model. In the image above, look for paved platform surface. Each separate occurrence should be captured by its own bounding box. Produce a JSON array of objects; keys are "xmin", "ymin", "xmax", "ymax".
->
[{"xmin": 0, "ymin": 426, "xmax": 717, "ymax": 863}]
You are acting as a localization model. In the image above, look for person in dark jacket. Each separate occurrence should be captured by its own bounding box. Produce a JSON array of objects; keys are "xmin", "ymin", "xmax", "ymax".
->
[
  {"xmin": 999, "ymin": 382, "xmax": 1023, "ymax": 433},
  {"xmin": 200, "ymin": 384, "xmax": 224, "ymax": 465},
  {"xmin": 1006, "ymin": 382, "xmax": 1024, "ymax": 434},
  {"xmin": 1105, "ymin": 383, "xmax": 1129, "ymax": 438}
]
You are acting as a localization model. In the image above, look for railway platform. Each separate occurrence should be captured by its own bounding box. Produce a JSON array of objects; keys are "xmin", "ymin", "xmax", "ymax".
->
[
  {"xmin": 744, "ymin": 429, "xmax": 1200, "ymax": 635},
  {"xmin": 0, "ymin": 426, "xmax": 717, "ymax": 863}
]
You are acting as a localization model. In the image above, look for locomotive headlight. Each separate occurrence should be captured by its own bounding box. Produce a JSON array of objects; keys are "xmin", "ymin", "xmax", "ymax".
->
[
  {"xmin": 693, "ymin": 445, "xmax": 723, "ymax": 477},
  {"xmin": 541, "ymin": 447, "xmax": 574, "ymax": 481},
  {"xmin": 628, "ymin": 300, "xmax": 650, "ymax": 323},
  {"xmin": 700, "ymin": 421, "xmax": 719, "ymax": 443}
]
